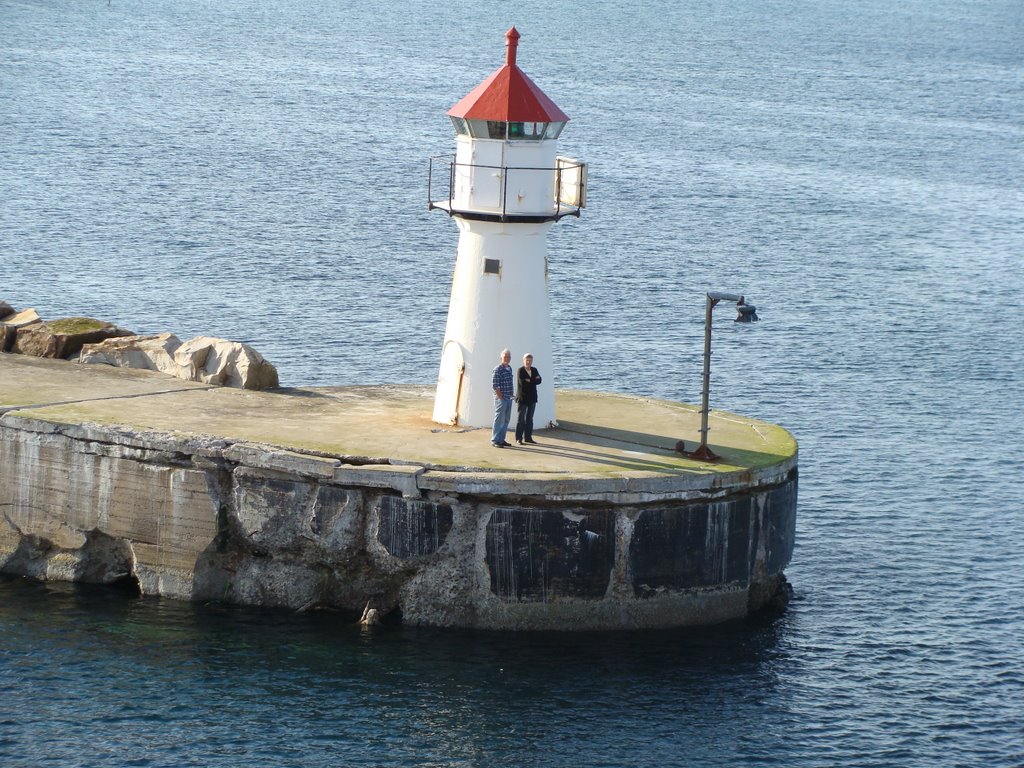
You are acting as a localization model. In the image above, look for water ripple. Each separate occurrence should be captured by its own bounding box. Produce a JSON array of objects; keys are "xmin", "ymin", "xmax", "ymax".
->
[{"xmin": 3, "ymin": 0, "xmax": 1024, "ymax": 766}]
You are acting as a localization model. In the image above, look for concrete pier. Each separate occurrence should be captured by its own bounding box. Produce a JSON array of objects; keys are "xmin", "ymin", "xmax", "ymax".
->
[{"xmin": 0, "ymin": 354, "xmax": 797, "ymax": 630}]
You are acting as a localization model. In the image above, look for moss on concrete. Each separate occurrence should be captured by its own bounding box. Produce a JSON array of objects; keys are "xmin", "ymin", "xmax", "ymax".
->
[{"xmin": 1, "ymin": 354, "xmax": 798, "ymax": 478}]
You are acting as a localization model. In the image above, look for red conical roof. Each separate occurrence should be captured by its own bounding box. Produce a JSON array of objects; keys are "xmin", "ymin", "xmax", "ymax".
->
[{"xmin": 448, "ymin": 27, "xmax": 569, "ymax": 123}]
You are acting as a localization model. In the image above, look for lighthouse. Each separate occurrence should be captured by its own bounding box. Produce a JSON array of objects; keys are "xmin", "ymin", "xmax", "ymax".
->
[{"xmin": 429, "ymin": 26, "xmax": 586, "ymax": 429}]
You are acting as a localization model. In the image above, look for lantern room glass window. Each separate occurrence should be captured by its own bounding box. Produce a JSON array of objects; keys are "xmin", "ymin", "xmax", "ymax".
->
[
  {"xmin": 450, "ymin": 119, "xmax": 562, "ymax": 141},
  {"xmin": 544, "ymin": 121, "xmax": 565, "ymax": 140},
  {"xmin": 465, "ymin": 119, "xmax": 489, "ymax": 138},
  {"xmin": 509, "ymin": 122, "xmax": 547, "ymax": 139}
]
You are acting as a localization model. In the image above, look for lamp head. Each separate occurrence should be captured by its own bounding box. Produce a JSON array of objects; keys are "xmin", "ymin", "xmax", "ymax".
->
[{"xmin": 735, "ymin": 299, "xmax": 758, "ymax": 322}]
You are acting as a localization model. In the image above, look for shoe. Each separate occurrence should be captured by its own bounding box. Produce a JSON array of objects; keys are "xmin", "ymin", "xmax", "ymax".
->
[
  {"xmin": 501, "ymin": 441, "xmax": 512, "ymax": 447},
  {"xmin": 516, "ymin": 439, "xmax": 523, "ymax": 445},
  {"xmin": 492, "ymin": 442, "xmax": 504, "ymax": 448},
  {"xmin": 524, "ymin": 439, "xmax": 538, "ymax": 444}
]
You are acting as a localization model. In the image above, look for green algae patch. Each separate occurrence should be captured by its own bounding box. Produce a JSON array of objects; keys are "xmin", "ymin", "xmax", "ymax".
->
[
  {"xmin": 1, "ymin": 356, "xmax": 799, "ymax": 479},
  {"xmin": 44, "ymin": 317, "xmax": 110, "ymax": 335},
  {"xmin": 0, "ymin": 382, "xmax": 42, "ymax": 408}
]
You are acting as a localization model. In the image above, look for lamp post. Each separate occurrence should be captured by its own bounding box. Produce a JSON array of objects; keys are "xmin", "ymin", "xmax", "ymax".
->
[{"xmin": 679, "ymin": 291, "xmax": 759, "ymax": 461}]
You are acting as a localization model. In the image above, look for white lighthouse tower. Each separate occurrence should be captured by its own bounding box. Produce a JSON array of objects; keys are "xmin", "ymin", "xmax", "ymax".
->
[{"xmin": 429, "ymin": 26, "xmax": 586, "ymax": 429}]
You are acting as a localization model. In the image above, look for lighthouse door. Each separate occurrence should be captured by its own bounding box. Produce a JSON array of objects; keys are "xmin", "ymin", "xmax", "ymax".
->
[{"xmin": 469, "ymin": 141, "xmax": 504, "ymax": 211}]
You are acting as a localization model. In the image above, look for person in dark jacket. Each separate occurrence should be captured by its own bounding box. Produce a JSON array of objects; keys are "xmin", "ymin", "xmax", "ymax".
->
[{"xmin": 514, "ymin": 353, "xmax": 542, "ymax": 445}]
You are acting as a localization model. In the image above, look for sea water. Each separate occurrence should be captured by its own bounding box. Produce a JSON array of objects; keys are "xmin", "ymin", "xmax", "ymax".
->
[{"xmin": 2, "ymin": 1, "xmax": 1023, "ymax": 765}]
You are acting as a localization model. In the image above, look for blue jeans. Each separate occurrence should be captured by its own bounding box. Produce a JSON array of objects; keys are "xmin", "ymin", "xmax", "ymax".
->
[
  {"xmin": 515, "ymin": 401, "xmax": 536, "ymax": 442},
  {"xmin": 491, "ymin": 397, "xmax": 512, "ymax": 444}
]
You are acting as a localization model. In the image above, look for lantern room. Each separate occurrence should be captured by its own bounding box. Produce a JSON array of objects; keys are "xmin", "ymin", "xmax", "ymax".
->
[{"xmin": 449, "ymin": 117, "xmax": 565, "ymax": 142}]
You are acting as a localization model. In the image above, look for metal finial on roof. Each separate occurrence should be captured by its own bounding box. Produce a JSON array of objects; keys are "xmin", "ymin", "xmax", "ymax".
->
[
  {"xmin": 505, "ymin": 26, "xmax": 520, "ymax": 67},
  {"xmin": 447, "ymin": 25, "xmax": 568, "ymax": 123}
]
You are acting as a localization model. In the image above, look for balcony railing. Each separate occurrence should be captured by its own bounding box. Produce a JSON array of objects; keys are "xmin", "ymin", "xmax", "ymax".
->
[{"xmin": 427, "ymin": 155, "xmax": 586, "ymax": 223}]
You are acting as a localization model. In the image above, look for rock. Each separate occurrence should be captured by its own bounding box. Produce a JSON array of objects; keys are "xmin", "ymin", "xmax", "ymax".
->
[
  {"xmin": 79, "ymin": 333, "xmax": 183, "ymax": 375},
  {"xmin": 359, "ymin": 604, "xmax": 382, "ymax": 626},
  {"xmin": 0, "ymin": 308, "xmax": 42, "ymax": 352},
  {"xmin": 0, "ymin": 301, "xmax": 15, "ymax": 320},
  {"xmin": 12, "ymin": 317, "xmax": 133, "ymax": 359},
  {"xmin": 174, "ymin": 336, "xmax": 279, "ymax": 390},
  {"xmin": 79, "ymin": 333, "xmax": 280, "ymax": 390}
]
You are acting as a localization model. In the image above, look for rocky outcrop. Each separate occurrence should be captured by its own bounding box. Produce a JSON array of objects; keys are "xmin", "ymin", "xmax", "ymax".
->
[
  {"xmin": 175, "ymin": 336, "xmax": 279, "ymax": 390},
  {"xmin": 12, "ymin": 317, "xmax": 133, "ymax": 359},
  {"xmin": 78, "ymin": 332, "xmax": 182, "ymax": 375},
  {"xmin": 0, "ymin": 298, "xmax": 279, "ymax": 390},
  {"xmin": 0, "ymin": 308, "xmax": 41, "ymax": 352},
  {"xmin": 80, "ymin": 333, "xmax": 279, "ymax": 390}
]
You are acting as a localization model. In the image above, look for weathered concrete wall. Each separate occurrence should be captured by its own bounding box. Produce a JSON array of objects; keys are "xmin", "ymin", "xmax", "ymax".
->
[{"xmin": 0, "ymin": 414, "xmax": 796, "ymax": 630}]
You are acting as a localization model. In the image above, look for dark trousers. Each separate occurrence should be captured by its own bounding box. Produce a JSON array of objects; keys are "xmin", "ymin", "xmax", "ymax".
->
[{"xmin": 515, "ymin": 401, "xmax": 536, "ymax": 442}]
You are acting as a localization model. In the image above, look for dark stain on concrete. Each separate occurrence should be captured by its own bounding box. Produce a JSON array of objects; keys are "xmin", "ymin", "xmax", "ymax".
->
[
  {"xmin": 377, "ymin": 496, "xmax": 453, "ymax": 559},
  {"xmin": 630, "ymin": 474, "xmax": 797, "ymax": 597},
  {"xmin": 765, "ymin": 474, "xmax": 798, "ymax": 574},
  {"xmin": 486, "ymin": 507, "xmax": 616, "ymax": 601},
  {"xmin": 631, "ymin": 500, "xmax": 752, "ymax": 595}
]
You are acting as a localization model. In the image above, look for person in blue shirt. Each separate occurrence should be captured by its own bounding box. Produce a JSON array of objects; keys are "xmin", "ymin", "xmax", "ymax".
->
[{"xmin": 491, "ymin": 348, "xmax": 514, "ymax": 447}]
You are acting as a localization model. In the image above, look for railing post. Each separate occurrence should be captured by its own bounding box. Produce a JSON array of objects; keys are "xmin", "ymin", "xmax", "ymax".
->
[
  {"xmin": 555, "ymin": 165, "xmax": 562, "ymax": 218},
  {"xmin": 448, "ymin": 161, "xmax": 455, "ymax": 211}
]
